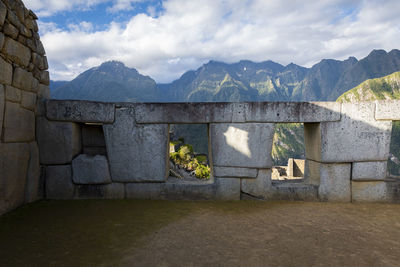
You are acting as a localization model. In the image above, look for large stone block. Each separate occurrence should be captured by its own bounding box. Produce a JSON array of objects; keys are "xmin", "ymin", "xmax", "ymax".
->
[
  {"xmin": 25, "ymin": 142, "xmax": 41, "ymax": 203},
  {"xmin": 318, "ymin": 163, "xmax": 351, "ymax": 202},
  {"xmin": 0, "ymin": 143, "xmax": 30, "ymax": 215},
  {"xmin": 244, "ymin": 102, "xmax": 341, "ymax": 122},
  {"xmin": 210, "ymin": 123, "xmax": 274, "ymax": 168},
  {"xmin": 134, "ymin": 102, "xmax": 247, "ymax": 124},
  {"xmin": 126, "ymin": 183, "xmax": 165, "ymax": 200},
  {"xmin": 103, "ymin": 107, "xmax": 169, "ymax": 182},
  {"xmin": 75, "ymin": 183, "xmax": 125, "ymax": 199},
  {"xmin": 214, "ymin": 166, "xmax": 258, "ymax": 178},
  {"xmin": 352, "ymin": 181, "xmax": 389, "ymax": 202},
  {"xmin": 3, "ymin": 37, "xmax": 31, "ymax": 67},
  {"xmin": 304, "ymin": 159, "xmax": 321, "ymax": 185},
  {"xmin": 5, "ymin": 85, "xmax": 21, "ymax": 103},
  {"xmin": 46, "ymin": 165, "xmax": 75, "ymax": 199},
  {"xmin": 12, "ymin": 67, "xmax": 34, "ymax": 91},
  {"xmin": 134, "ymin": 102, "xmax": 341, "ymax": 124},
  {"xmin": 0, "ymin": 32, "xmax": 4, "ymax": 51},
  {"xmin": 375, "ymin": 100, "xmax": 400, "ymax": 120},
  {"xmin": 21, "ymin": 91, "xmax": 37, "ymax": 111},
  {"xmin": 36, "ymin": 117, "xmax": 81, "ymax": 165},
  {"xmin": 0, "ymin": 85, "xmax": 4, "ymax": 138},
  {"xmin": 72, "ymin": 154, "xmax": 111, "ymax": 184},
  {"xmin": 164, "ymin": 182, "xmax": 216, "ymax": 200},
  {"xmin": 308, "ymin": 102, "xmax": 392, "ymax": 162},
  {"xmin": 352, "ymin": 161, "xmax": 387, "ymax": 181},
  {"xmin": 0, "ymin": 56, "xmax": 13, "ymax": 85},
  {"xmin": 269, "ymin": 183, "xmax": 319, "ymax": 201},
  {"xmin": 46, "ymin": 100, "xmax": 115, "ymax": 123},
  {"xmin": 3, "ymin": 101, "xmax": 35, "ymax": 142},
  {"xmin": 241, "ymin": 169, "xmax": 272, "ymax": 198},
  {"xmin": 215, "ymin": 178, "xmax": 241, "ymax": 200},
  {"xmin": 0, "ymin": 1, "xmax": 6, "ymax": 26}
]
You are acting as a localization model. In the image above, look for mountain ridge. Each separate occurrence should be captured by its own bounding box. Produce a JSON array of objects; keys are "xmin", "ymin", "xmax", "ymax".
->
[{"xmin": 51, "ymin": 49, "xmax": 400, "ymax": 103}]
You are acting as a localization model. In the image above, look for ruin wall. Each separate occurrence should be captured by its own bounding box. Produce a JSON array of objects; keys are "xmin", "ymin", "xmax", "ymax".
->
[{"xmin": 0, "ymin": 0, "xmax": 50, "ymax": 215}]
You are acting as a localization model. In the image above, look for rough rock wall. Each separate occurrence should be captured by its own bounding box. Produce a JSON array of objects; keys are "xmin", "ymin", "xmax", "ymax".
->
[{"xmin": 0, "ymin": 0, "xmax": 50, "ymax": 215}]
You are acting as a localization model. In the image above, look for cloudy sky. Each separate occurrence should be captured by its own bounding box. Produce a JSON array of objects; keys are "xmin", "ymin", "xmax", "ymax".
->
[{"xmin": 23, "ymin": 0, "xmax": 400, "ymax": 82}]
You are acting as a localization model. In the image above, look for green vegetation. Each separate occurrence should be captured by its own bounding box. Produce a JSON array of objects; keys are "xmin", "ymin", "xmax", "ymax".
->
[
  {"xmin": 271, "ymin": 123, "xmax": 305, "ymax": 166},
  {"xmin": 170, "ymin": 144, "xmax": 211, "ymax": 179},
  {"xmin": 337, "ymin": 71, "xmax": 400, "ymax": 102}
]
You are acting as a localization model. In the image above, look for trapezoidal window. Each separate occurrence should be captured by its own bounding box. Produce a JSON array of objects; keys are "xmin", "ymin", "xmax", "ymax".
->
[
  {"xmin": 271, "ymin": 123, "xmax": 305, "ymax": 181},
  {"xmin": 168, "ymin": 124, "xmax": 212, "ymax": 183}
]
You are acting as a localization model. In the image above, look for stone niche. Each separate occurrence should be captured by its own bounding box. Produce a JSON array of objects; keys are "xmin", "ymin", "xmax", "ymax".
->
[{"xmin": 0, "ymin": 0, "xmax": 50, "ymax": 215}]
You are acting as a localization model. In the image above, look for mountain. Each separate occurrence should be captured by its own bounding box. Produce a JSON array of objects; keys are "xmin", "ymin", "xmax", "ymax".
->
[
  {"xmin": 50, "ymin": 80, "xmax": 69, "ymax": 92},
  {"xmin": 337, "ymin": 71, "xmax": 400, "ymax": 102},
  {"xmin": 51, "ymin": 61, "xmax": 158, "ymax": 102}
]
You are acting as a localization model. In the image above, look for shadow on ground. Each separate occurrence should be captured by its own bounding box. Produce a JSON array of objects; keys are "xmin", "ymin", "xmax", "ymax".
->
[{"xmin": 1, "ymin": 200, "xmax": 400, "ymax": 266}]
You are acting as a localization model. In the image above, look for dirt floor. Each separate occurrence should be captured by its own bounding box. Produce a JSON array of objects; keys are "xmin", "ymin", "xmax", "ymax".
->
[{"xmin": 1, "ymin": 200, "xmax": 400, "ymax": 266}]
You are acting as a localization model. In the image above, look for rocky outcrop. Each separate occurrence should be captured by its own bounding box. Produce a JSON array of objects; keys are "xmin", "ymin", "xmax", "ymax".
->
[{"xmin": 0, "ymin": 0, "xmax": 50, "ymax": 215}]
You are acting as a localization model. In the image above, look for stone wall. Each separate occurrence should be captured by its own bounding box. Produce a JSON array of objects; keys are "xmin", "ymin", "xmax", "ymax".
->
[
  {"xmin": 38, "ymin": 100, "xmax": 400, "ymax": 203},
  {"xmin": 0, "ymin": 0, "xmax": 50, "ymax": 215}
]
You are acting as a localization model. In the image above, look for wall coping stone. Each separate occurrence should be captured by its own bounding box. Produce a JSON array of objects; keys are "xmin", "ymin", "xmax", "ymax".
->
[{"xmin": 46, "ymin": 100, "xmax": 115, "ymax": 123}]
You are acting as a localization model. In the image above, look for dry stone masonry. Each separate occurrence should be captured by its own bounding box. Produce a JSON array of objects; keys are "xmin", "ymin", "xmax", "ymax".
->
[
  {"xmin": 36, "ymin": 100, "xmax": 400, "ymax": 203},
  {"xmin": 1, "ymin": 0, "xmax": 400, "ymax": 216},
  {"xmin": 0, "ymin": 0, "xmax": 50, "ymax": 215}
]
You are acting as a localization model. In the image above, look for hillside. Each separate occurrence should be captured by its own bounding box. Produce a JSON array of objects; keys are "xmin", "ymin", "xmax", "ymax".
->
[
  {"xmin": 337, "ymin": 71, "xmax": 400, "ymax": 102},
  {"xmin": 51, "ymin": 49, "xmax": 400, "ymax": 103}
]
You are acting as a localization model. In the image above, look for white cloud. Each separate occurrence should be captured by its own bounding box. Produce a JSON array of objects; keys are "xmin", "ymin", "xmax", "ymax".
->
[{"xmin": 33, "ymin": 0, "xmax": 400, "ymax": 82}]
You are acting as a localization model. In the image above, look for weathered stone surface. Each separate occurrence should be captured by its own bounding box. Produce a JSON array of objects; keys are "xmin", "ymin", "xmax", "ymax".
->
[
  {"xmin": 214, "ymin": 166, "xmax": 258, "ymax": 178},
  {"xmin": 83, "ymin": 147, "xmax": 107, "ymax": 156},
  {"xmin": 0, "ymin": 32, "xmax": 4, "ymax": 50},
  {"xmin": 25, "ymin": 142, "xmax": 41, "ymax": 203},
  {"xmin": 46, "ymin": 165, "xmax": 75, "ymax": 199},
  {"xmin": 244, "ymin": 102, "xmax": 341, "ymax": 122},
  {"xmin": 4, "ymin": 22, "xmax": 19, "ymax": 39},
  {"xmin": 21, "ymin": 91, "xmax": 37, "ymax": 110},
  {"xmin": 241, "ymin": 169, "xmax": 272, "ymax": 198},
  {"xmin": 12, "ymin": 67, "xmax": 34, "ymax": 91},
  {"xmin": 72, "ymin": 154, "xmax": 112, "ymax": 184},
  {"xmin": 0, "ymin": 56, "xmax": 13, "ymax": 85},
  {"xmin": 134, "ymin": 102, "xmax": 340, "ymax": 124},
  {"xmin": 82, "ymin": 124, "xmax": 106, "ymax": 147},
  {"xmin": 318, "ymin": 163, "xmax": 351, "ymax": 202},
  {"xmin": 36, "ymin": 117, "xmax": 81, "ymax": 164},
  {"xmin": 37, "ymin": 83, "xmax": 50, "ymax": 98},
  {"xmin": 75, "ymin": 183, "xmax": 125, "ymax": 199},
  {"xmin": 39, "ymin": 70, "xmax": 49, "ymax": 85},
  {"xmin": 103, "ymin": 107, "xmax": 168, "ymax": 182},
  {"xmin": 304, "ymin": 159, "xmax": 321, "ymax": 185},
  {"xmin": 3, "ymin": 101, "xmax": 35, "ymax": 142},
  {"xmin": 352, "ymin": 181, "xmax": 389, "ymax": 202},
  {"xmin": 0, "ymin": 85, "xmax": 4, "ymax": 138},
  {"xmin": 215, "ymin": 178, "xmax": 241, "ymax": 200},
  {"xmin": 126, "ymin": 183, "xmax": 164, "ymax": 200},
  {"xmin": 210, "ymin": 123, "xmax": 274, "ymax": 168},
  {"xmin": 134, "ymin": 102, "xmax": 247, "ymax": 124},
  {"xmin": 269, "ymin": 183, "xmax": 319, "ymax": 201},
  {"xmin": 0, "ymin": 143, "xmax": 30, "ymax": 215},
  {"xmin": 352, "ymin": 161, "xmax": 387, "ymax": 181},
  {"xmin": 46, "ymin": 100, "xmax": 115, "ymax": 123},
  {"xmin": 308, "ymin": 102, "xmax": 392, "ymax": 162},
  {"xmin": 165, "ymin": 182, "xmax": 216, "ymax": 200},
  {"xmin": 375, "ymin": 100, "xmax": 400, "ymax": 120},
  {"xmin": 5, "ymin": 85, "xmax": 21, "ymax": 103},
  {"xmin": 304, "ymin": 123, "xmax": 321, "ymax": 161},
  {"xmin": 3, "ymin": 37, "xmax": 31, "ymax": 67},
  {"xmin": 0, "ymin": 1, "xmax": 6, "ymax": 26}
]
